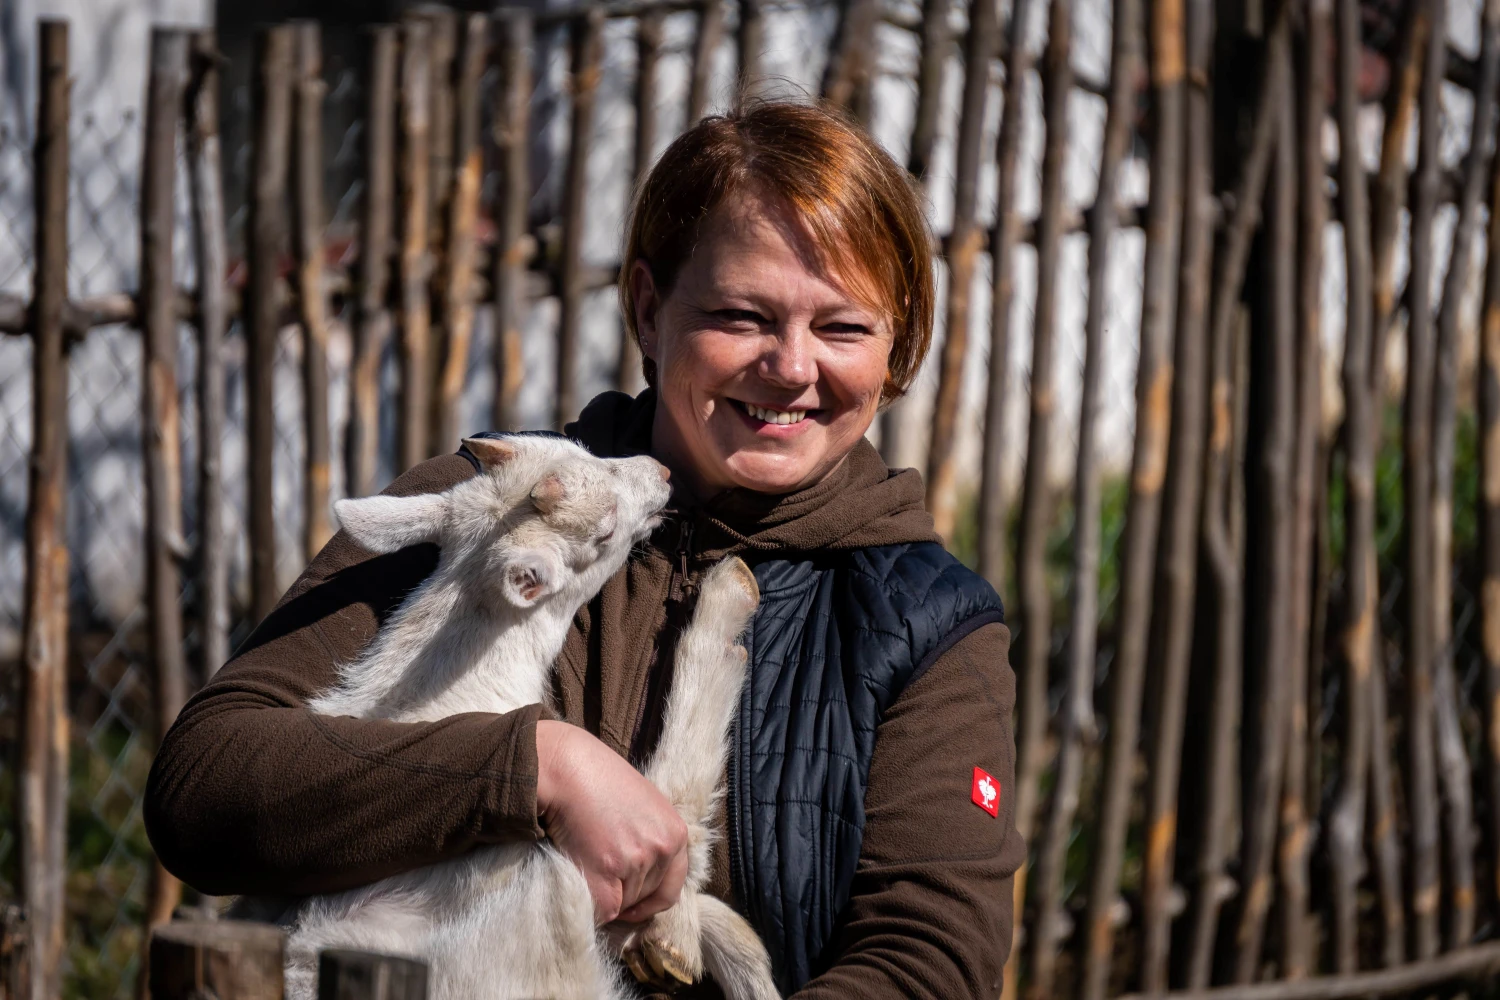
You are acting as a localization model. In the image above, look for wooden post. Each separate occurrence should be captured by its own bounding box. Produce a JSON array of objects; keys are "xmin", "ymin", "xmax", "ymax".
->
[
  {"xmin": 20, "ymin": 21, "xmax": 71, "ymax": 1000},
  {"xmin": 556, "ymin": 9, "xmax": 603, "ymax": 430},
  {"xmin": 1078, "ymin": 0, "xmax": 1186, "ymax": 985},
  {"xmin": 735, "ymin": 0, "xmax": 763, "ymax": 102},
  {"xmin": 188, "ymin": 31, "xmax": 229, "ymax": 679},
  {"xmin": 1429, "ymin": 0, "xmax": 1497, "ymax": 948},
  {"xmin": 492, "ymin": 11, "xmax": 532, "ymax": 433},
  {"xmin": 140, "ymin": 27, "xmax": 191, "ymax": 953},
  {"xmin": 624, "ymin": 9, "xmax": 663, "ymax": 393},
  {"xmin": 905, "ymin": 0, "xmax": 952, "ymax": 183},
  {"xmin": 293, "ymin": 21, "xmax": 334, "ymax": 561},
  {"xmin": 431, "ymin": 13, "xmax": 487, "ymax": 454},
  {"xmin": 1181, "ymin": 6, "xmax": 1288, "ymax": 986},
  {"xmin": 1402, "ymin": 0, "xmax": 1447, "ymax": 961},
  {"xmin": 1328, "ymin": 0, "xmax": 1376, "ymax": 970},
  {"xmin": 247, "ymin": 25, "xmax": 294, "ymax": 624},
  {"xmin": 398, "ymin": 17, "xmax": 433, "ymax": 472},
  {"xmin": 687, "ymin": 0, "xmax": 726, "ymax": 124},
  {"xmin": 149, "ymin": 920, "xmax": 285, "ymax": 999},
  {"xmin": 924, "ymin": 0, "xmax": 999, "ymax": 541},
  {"xmin": 348, "ymin": 25, "xmax": 398, "ymax": 498},
  {"xmin": 820, "ymin": 0, "xmax": 880, "ymax": 120},
  {"xmin": 318, "ymin": 950, "xmax": 428, "ymax": 1000},
  {"xmin": 978, "ymin": 0, "xmax": 1041, "ymax": 598},
  {"xmin": 425, "ymin": 9, "xmax": 457, "ymax": 243},
  {"xmin": 1232, "ymin": 44, "xmax": 1297, "ymax": 984},
  {"xmin": 1, "ymin": 905, "xmax": 28, "ymax": 1000},
  {"xmin": 1023, "ymin": 0, "xmax": 1136, "ymax": 988},
  {"xmin": 1479, "ymin": 0, "xmax": 1500, "ymax": 919},
  {"xmin": 1277, "ymin": 0, "xmax": 1331, "ymax": 976}
]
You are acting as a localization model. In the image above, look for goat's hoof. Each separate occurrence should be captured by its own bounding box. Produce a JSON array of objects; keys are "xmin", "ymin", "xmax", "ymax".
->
[{"xmin": 623, "ymin": 933, "xmax": 695, "ymax": 989}]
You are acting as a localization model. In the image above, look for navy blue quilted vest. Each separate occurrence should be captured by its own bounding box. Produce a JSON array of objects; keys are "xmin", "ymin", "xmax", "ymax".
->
[{"xmin": 728, "ymin": 542, "xmax": 1005, "ymax": 993}]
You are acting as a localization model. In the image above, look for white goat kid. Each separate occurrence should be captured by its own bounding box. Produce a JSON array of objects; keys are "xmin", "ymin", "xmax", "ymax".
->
[{"xmin": 265, "ymin": 434, "xmax": 779, "ymax": 1000}]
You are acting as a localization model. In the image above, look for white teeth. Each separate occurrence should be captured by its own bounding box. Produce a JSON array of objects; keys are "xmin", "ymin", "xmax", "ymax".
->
[{"xmin": 746, "ymin": 402, "xmax": 807, "ymax": 425}]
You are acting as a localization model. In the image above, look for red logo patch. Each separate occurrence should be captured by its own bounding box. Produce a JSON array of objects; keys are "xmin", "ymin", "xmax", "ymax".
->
[{"xmin": 971, "ymin": 766, "xmax": 1000, "ymax": 817}]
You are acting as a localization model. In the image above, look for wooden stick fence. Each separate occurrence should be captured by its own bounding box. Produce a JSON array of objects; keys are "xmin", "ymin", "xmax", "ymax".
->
[{"xmin": 8, "ymin": 1, "xmax": 1500, "ymax": 998}]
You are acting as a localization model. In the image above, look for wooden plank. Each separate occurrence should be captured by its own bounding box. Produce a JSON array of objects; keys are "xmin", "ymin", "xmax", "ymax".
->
[
  {"xmin": 247, "ymin": 25, "xmax": 295, "ymax": 623},
  {"xmin": 687, "ymin": 0, "xmax": 726, "ymax": 124},
  {"xmin": 318, "ymin": 950, "xmax": 428, "ymax": 1000},
  {"xmin": 1022, "ymin": 0, "xmax": 1137, "ymax": 988},
  {"xmin": 139, "ymin": 26, "xmax": 191, "ymax": 955},
  {"xmin": 905, "ymin": 0, "xmax": 951, "ymax": 182},
  {"xmin": 556, "ymin": 8, "xmax": 604, "ymax": 429},
  {"xmin": 348, "ymin": 25, "xmax": 398, "ymax": 497},
  {"xmin": 188, "ymin": 30, "xmax": 230, "ymax": 680},
  {"xmin": 425, "ymin": 9, "xmax": 458, "ymax": 244},
  {"xmin": 820, "ymin": 0, "xmax": 880, "ymax": 120},
  {"xmin": 293, "ymin": 21, "xmax": 334, "ymax": 560},
  {"xmin": 19, "ymin": 21, "xmax": 71, "ymax": 1000},
  {"xmin": 149, "ymin": 920, "xmax": 286, "ymax": 999},
  {"xmin": 735, "ymin": 0, "xmax": 763, "ymax": 102},
  {"xmin": 924, "ymin": 0, "xmax": 999, "ymax": 541},
  {"xmin": 492, "ymin": 11, "xmax": 532, "ymax": 432},
  {"xmin": 398, "ymin": 17, "xmax": 433, "ymax": 472},
  {"xmin": 623, "ymin": 9, "xmax": 663, "ymax": 392},
  {"xmin": 431, "ymin": 13, "xmax": 487, "ymax": 454}
]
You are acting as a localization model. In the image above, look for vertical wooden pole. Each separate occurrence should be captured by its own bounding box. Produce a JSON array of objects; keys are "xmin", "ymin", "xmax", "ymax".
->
[
  {"xmin": 735, "ymin": 0, "xmax": 764, "ymax": 102},
  {"xmin": 979, "ymin": 0, "xmax": 1041, "ymax": 601},
  {"xmin": 925, "ymin": 0, "xmax": 999, "ymax": 541},
  {"xmin": 1023, "ymin": 0, "xmax": 1136, "ymax": 988},
  {"xmin": 1232, "ymin": 44, "xmax": 1296, "ymax": 984},
  {"xmin": 426, "ymin": 10, "xmax": 457, "ymax": 246},
  {"xmin": 687, "ymin": 0, "xmax": 726, "ymax": 124},
  {"xmin": 1139, "ymin": 0, "xmax": 1205, "ymax": 983},
  {"xmin": 492, "ymin": 11, "xmax": 532, "ymax": 433},
  {"xmin": 1329, "ymin": 0, "xmax": 1376, "ymax": 969},
  {"xmin": 624, "ymin": 10, "xmax": 663, "ymax": 393},
  {"xmin": 398, "ymin": 18, "xmax": 433, "ymax": 472},
  {"xmin": 820, "ymin": 0, "xmax": 880, "ymax": 120},
  {"xmin": 292, "ymin": 22, "xmax": 333, "ymax": 561},
  {"xmin": 1181, "ymin": 7, "xmax": 1287, "ymax": 985},
  {"xmin": 906, "ymin": 0, "xmax": 952, "ymax": 183},
  {"xmin": 1479, "ymin": 0, "xmax": 1500, "ymax": 918},
  {"xmin": 1277, "ymin": 0, "xmax": 1330, "ymax": 976},
  {"xmin": 149, "ymin": 921, "xmax": 285, "ymax": 1000},
  {"xmin": 1430, "ymin": 0, "xmax": 1498, "ymax": 949},
  {"xmin": 556, "ymin": 9, "xmax": 603, "ymax": 430},
  {"xmin": 1078, "ymin": 0, "xmax": 1186, "ymax": 984},
  {"xmin": 1012, "ymin": 7, "xmax": 1072, "ymax": 998},
  {"xmin": 247, "ymin": 25, "xmax": 294, "ymax": 624},
  {"xmin": 1402, "ymin": 0, "xmax": 1447, "ymax": 961},
  {"xmin": 188, "ymin": 31, "xmax": 229, "ymax": 679},
  {"xmin": 140, "ymin": 29, "xmax": 191, "ymax": 953},
  {"xmin": 20, "ymin": 21, "xmax": 71, "ymax": 1000},
  {"xmin": 348, "ymin": 25, "xmax": 397, "ymax": 498},
  {"xmin": 431, "ymin": 13, "xmax": 487, "ymax": 454}
]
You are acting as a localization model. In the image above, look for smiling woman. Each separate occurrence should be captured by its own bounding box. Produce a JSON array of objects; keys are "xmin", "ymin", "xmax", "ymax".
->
[{"xmin": 145, "ymin": 100, "xmax": 1021, "ymax": 1000}]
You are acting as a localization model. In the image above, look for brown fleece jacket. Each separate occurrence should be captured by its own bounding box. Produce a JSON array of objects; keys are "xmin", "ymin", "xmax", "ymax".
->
[{"xmin": 145, "ymin": 390, "xmax": 1024, "ymax": 1000}]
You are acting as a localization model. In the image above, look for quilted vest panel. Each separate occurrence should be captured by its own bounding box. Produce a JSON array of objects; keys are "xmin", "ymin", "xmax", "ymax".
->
[{"xmin": 727, "ymin": 541, "xmax": 1005, "ymax": 993}]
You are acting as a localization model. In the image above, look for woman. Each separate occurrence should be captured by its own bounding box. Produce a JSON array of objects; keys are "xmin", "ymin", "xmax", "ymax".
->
[{"xmin": 147, "ymin": 101, "xmax": 1023, "ymax": 999}]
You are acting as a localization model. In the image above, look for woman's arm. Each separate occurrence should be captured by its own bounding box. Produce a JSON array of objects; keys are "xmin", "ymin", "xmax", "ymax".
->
[
  {"xmin": 792, "ymin": 621, "xmax": 1024, "ymax": 1000},
  {"xmin": 144, "ymin": 455, "xmax": 548, "ymax": 897}
]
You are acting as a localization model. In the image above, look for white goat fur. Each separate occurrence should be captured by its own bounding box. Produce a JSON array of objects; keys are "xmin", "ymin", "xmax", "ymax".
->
[{"xmin": 256, "ymin": 436, "xmax": 780, "ymax": 1000}]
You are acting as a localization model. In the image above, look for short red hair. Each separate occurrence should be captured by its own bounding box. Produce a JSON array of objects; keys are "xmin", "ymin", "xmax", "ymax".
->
[{"xmin": 619, "ymin": 100, "xmax": 935, "ymax": 401}]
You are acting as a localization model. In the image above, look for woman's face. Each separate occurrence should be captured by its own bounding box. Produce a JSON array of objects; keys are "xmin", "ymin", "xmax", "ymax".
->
[{"xmin": 631, "ymin": 193, "xmax": 894, "ymax": 498}]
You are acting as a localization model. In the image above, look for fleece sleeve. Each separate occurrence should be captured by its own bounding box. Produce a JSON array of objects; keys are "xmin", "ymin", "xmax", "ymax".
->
[
  {"xmin": 792, "ymin": 621, "xmax": 1025, "ymax": 1000},
  {"xmin": 144, "ymin": 454, "xmax": 548, "ymax": 898}
]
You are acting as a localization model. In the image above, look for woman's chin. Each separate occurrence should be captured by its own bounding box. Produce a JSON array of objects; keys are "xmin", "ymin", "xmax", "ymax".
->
[{"xmin": 721, "ymin": 455, "xmax": 827, "ymax": 495}]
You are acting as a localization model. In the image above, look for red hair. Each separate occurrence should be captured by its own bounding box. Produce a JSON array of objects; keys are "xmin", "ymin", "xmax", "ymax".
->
[{"xmin": 619, "ymin": 100, "xmax": 935, "ymax": 401}]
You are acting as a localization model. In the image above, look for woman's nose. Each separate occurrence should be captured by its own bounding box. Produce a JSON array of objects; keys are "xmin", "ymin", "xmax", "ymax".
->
[{"xmin": 761, "ymin": 327, "xmax": 815, "ymax": 388}]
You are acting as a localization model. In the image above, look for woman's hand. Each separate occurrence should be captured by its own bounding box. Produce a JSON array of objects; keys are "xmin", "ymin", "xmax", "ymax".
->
[{"xmin": 535, "ymin": 719, "xmax": 689, "ymax": 926}]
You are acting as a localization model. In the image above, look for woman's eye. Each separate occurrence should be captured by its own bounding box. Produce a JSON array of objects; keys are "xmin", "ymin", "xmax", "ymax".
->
[
  {"xmin": 820, "ymin": 322, "xmax": 871, "ymax": 336},
  {"xmin": 714, "ymin": 308, "xmax": 766, "ymax": 325}
]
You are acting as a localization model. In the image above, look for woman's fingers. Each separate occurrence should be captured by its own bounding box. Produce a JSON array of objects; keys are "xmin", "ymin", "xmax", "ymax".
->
[{"xmin": 535, "ymin": 720, "xmax": 689, "ymax": 926}]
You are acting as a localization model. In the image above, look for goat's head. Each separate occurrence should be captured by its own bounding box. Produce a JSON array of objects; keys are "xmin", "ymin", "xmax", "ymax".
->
[{"xmin": 333, "ymin": 435, "xmax": 672, "ymax": 610}]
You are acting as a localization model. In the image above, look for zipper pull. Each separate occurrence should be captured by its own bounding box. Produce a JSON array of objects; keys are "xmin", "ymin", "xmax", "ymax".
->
[{"xmin": 678, "ymin": 518, "xmax": 694, "ymax": 582}]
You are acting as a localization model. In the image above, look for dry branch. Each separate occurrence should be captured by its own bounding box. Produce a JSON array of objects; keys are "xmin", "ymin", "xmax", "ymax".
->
[
  {"xmin": 492, "ymin": 12, "xmax": 532, "ymax": 432},
  {"xmin": 398, "ymin": 18, "xmax": 434, "ymax": 473},
  {"xmin": 556, "ymin": 9, "xmax": 604, "ymax": 429}
]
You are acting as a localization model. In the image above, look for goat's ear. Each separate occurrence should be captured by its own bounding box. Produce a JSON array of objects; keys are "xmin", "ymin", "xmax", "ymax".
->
[
  {"xmin": 334, "ymin": 494, "xmax": 447, "ymax": 553},
  {"xmin": 531, "ymin": 473, "xmax": 567, "ymax": 515},
  {"xmin": 462, "ymin": 436, "xmax": 518, "ymax": 470},
  {"xmin": 499, "ymin": 548, "xmax": 559, "ymax": 608}
]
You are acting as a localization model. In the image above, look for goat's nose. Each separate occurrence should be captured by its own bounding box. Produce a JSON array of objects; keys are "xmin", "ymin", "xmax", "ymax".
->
[{"xmin": 656, "ymin": 462, "xmax": 672, "ymax": 482}]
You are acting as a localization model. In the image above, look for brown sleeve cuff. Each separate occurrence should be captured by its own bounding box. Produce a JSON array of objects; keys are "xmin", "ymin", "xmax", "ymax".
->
[{"xmin": 477, "ymin": 702, "xmax": 548, "ymax": 842}]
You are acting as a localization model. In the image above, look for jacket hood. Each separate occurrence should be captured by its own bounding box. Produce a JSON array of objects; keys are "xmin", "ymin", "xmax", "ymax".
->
[{"xmin": 566, "ymin": 389, "xmax": 941, "ymax": 555}]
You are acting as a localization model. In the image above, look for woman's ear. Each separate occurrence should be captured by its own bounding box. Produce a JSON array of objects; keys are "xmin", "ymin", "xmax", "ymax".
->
[{"xmin": 629, "ymin": 259, "xmax": 660, "ymax": 361}]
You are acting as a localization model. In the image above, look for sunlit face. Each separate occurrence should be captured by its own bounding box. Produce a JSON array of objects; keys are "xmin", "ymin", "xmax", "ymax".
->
[{"xmin": 631, "ymin": 192, "xmax": 894, "ymax": 498}]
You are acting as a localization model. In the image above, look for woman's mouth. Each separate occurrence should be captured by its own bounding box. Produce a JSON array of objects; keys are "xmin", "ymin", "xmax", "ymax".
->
[{"xmin": 731, "ymin": 399, "xmax": 816, "ymax": 426}]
